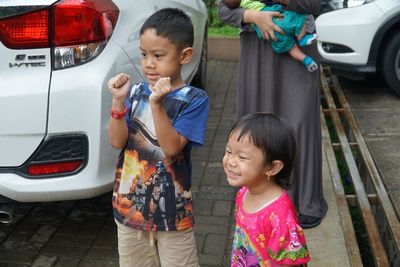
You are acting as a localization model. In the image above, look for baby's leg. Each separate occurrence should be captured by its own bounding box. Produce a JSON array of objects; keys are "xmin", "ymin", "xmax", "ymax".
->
[
  {"xmin": 297, "ymin": 23, "xmax": 317, "ymax": 47},
  {"xmin": 289, "ymin": 44, "xmax": 318, "ymax": 72},
  {"xmin": 297, "ymin": 24, "xmax": 307, "ymax": 41}
]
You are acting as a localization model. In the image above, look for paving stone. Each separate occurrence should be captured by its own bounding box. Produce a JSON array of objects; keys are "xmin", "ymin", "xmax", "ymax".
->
[
  {"xmin": 201, "ymin": 173, "xmax": 221, "ymax": 186},
  {"xmin": 198, "ymin": 253, "xmax": 224, "ymax": 266},
  {"xmin": 29, "ymin": 225, "xmax": 57, "ymax": 243},
  {"xmin": 76, "ymin": 221, "xmax": 105, "ymax": 238},
  {"xmin": 203, "ymin": 234, "xmax": 227, "ymax": 255},
  {"xmin": 53, "ymin": 257, "xmax": 80, "ymax": 267},
  {"xmin": 195, "ymin": 232, "xmax": 205, "ymax": 252},
  {"xmin": 84, "ymin": 247, "xmax": 118, "ymax": 260},
  {"xmin": 194, "ymin": 199, "xmax": 213, "ymax": 216},
  {"xmin": 79, "ymin": 258, "xmax": 119, "ymax": 267},
  {"xmin": 41, "ymin": 245, "xmax": 87, "ymax": 258},
  {"xmin": 195, "ymin": 215, "xmax": 230, "ymax": 225},
  {"xmin": 1, "ymin": 240, "xmax": 43, "ymax": 252},
  {"xmin": 0, "ymin": 249, "xmax": 36, "ymax": 264},
  {"xmin": 91, "ymin": 229, "xmax": 117, "ymax": 249},
  {"xmin": 212, "ymin": 201, "xmax": 233, "ymax": 217},
  {"xmin": 194, "ymin": 223, "xmax": 229, "ymax": 235},
  {"xmin": 49, "ymin": 235, "xmax": 93, "ymax": 248},
  {"xmin": 31, "ymin": 255, "xmax": 58, "ymax": 267}
]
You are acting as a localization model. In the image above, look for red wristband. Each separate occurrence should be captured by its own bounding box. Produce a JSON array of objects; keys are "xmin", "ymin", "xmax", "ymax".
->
[{"xmin": 110, "ymin": 105, "xmax": 127, "ymax": 120}]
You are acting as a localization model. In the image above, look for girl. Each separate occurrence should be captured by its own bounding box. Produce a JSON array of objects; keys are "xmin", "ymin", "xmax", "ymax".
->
[{"xmin": 223, "ymin": 113, "xmax": 310, "ymax": 266}]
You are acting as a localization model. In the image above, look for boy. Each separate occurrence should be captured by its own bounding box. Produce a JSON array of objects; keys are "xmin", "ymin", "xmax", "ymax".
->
[
  {"xmin": 107, "ymin": 8, "xmax": 209, "ymax": 267},
  {"xmin": 223, "ymin": 0, "xmax": 318, "ymax": 72}
]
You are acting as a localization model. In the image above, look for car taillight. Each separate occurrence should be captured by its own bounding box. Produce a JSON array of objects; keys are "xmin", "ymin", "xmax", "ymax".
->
[
  {"xmin": 53, "ymin": 0, "xmax": 119, "ymax": 69},
  {"xmin": 0, "ymin": 0, "xmax": 119, "ymax": 69},
  {"xmin": 0, "ymin": 9, "xmax": 50, "ymax": 49},
  {"xmin": 28, "ymin": 160, "xmax": 83, "ymax": 176}
]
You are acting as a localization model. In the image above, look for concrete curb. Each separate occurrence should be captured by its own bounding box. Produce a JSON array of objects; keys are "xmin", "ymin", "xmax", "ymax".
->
[{"xmin": 208, "ymin": 36, "xmax": 240, "ymax": 61}]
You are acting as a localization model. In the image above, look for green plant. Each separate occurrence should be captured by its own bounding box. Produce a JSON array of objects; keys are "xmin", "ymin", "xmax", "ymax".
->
[{"xmin": 204, "ymin": 0, "xmax": 240, "ymax": 36}]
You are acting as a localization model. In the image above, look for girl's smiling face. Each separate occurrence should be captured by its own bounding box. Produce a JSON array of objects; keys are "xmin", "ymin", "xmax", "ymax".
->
[{"xmin": 222, "ymin": 131, "xmax": 270, "ymax": 188}]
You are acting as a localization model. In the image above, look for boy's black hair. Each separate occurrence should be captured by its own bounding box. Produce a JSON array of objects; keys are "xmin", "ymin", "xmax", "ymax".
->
[
  {"xmin": 228, "ymin": 112, "xmax": 297, "ymax": 189},
  {"xmin": 140, "ymin": 8, "xmax": 194, "ymax": 50}
]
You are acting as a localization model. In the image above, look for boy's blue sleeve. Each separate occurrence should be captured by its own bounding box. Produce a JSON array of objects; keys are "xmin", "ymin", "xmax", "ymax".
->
[{"xmin": 173, "ymin": 92, "xmax": 209, "ymax": 146}]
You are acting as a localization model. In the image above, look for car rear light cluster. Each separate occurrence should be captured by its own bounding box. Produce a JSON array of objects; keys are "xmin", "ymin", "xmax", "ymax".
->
[
  {"xmin": 17, "ymin": 135, "xmax": 88, "ymax": 178},
  {"xmin": 0, "ymin": 9, "xmax": 49, "ymax": 49},
  {"xmin": 0, "ymin": 0, "xmax": 119, "ymax": 69},
  {"xmin": 53, "ymin": 0, "xmax": 119, "ymax": 69}
]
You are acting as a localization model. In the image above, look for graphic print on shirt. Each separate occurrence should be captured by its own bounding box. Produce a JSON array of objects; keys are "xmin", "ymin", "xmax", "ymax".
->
[{"xmin": 112, "ymin": 83, "xmax": 197, "ymax": 231}]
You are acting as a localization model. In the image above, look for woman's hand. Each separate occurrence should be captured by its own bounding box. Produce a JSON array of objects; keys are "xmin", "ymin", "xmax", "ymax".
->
[{"xmin": 251, "ymin": 10, "xmax": 284, "ymax": 42}]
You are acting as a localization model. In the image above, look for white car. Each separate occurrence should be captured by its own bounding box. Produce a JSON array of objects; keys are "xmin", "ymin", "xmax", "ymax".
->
[
  {"xmin": 316, "ymin": 0, "xmax": 400, "ymax": 96},
  {"xmin": 0, "ymin": 0, "xmax": 207, "ymax": 205}
]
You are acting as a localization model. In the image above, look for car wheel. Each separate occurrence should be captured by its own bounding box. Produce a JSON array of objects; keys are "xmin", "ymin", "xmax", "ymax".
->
[
  {"xmin": 191, "ymin": 25, "xmax": 207, "ymax": 90},
  {"xmin": 382, "ymin": 32, "xmax": 400, "ymax": 96}
]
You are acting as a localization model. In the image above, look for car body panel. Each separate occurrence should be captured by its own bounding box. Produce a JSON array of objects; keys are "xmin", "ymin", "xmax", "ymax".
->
[
  {"xmin": 316, "ymin": 0, "xmax": 400, "ymax": 69},
  {"xmin": 0, "ymin": 46, "xmax": 50, "ymax": 166},
  {"xmin": 316, "ymin": 2, "xmax": 383, "ymax": 65}
]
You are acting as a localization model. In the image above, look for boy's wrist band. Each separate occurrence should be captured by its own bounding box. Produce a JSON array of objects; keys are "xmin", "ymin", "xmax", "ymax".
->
[{"xmin": 110, "ymin": 105, "xmax": 127, "ymax": 119}]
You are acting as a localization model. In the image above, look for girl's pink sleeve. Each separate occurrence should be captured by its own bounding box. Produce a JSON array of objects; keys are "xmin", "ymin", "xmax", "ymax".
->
[{"xmin": 266, "ymin": 210, "xmax": 310, "ymax": 265}]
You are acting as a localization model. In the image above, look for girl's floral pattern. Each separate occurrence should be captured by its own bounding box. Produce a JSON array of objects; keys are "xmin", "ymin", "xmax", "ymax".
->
[{"xmin": 231, "ymin": 187, "xmax": 310, "ymax": 267}]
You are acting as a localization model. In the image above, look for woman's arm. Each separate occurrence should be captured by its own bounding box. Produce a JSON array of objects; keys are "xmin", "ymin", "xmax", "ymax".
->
[
  {"xmin": 217, "ymin": 0, "xmax": 283, "ymax": 41},
  {"xmin": 217, "ymin": 0, "xmax": 246, "ymax": 28}
]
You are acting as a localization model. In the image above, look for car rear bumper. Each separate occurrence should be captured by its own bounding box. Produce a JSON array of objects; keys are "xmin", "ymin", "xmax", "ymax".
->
[{"xmin": 321, "ymin": 58, "xmax": 376, "ymax": 73}]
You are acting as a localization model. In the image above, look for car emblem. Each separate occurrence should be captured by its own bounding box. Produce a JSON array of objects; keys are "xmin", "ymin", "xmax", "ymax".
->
[{"xmin": 9, "ymin": 54, "xmax": 46, "ymax": 68}]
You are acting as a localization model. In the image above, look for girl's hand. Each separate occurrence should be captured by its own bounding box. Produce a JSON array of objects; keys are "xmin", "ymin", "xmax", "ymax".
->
[
  {"xmin": 149, "ymin": 77, "xmax": 172, "ymax": 104},
  {"xmin": 108, "ymin": 73, "xmax": 131, "ymax": 101},
  {"xmin": 253, "ymin": 11, "xmax": 284, "ymax": 42}
]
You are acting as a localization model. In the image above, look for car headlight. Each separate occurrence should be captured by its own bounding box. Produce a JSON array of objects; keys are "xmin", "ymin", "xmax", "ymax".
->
[{"xmin": 322, "ymin": 0, "xmax": 375, "ymax": 12}]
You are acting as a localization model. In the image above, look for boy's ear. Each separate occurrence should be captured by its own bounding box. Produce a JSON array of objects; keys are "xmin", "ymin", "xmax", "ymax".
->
[
  {"xmin": 265, "ymin": 160, "xmax": 284, "ymax": 177},
  {"xmin": 180, "ymin": 47, "xmax": 193, "ymax": 65}
]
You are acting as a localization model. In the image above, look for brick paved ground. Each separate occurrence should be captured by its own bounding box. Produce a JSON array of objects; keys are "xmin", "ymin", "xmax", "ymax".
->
[{"xmin": 0, "ymin": 60, "xmax": 350, "ymax": 266}]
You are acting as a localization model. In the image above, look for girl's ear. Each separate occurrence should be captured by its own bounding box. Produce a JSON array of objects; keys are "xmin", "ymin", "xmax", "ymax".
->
[
  {"xmin": 180, "ymin": 47, "xmax": 193, "ymax": 65},
  {"xmin": 266, "ymin": 160, "xmax": 284, "ymax": 177}
]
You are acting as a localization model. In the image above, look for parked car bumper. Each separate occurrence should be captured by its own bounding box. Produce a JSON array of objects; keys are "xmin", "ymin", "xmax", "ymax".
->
[{"xmin": 316, "ymin": 2, "xmax": 383, "ymax": 67}]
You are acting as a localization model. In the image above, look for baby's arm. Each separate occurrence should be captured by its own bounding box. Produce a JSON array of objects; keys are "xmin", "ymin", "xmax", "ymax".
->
[
  {"xmin": 108, "ymin": 73, "xmax": 130, "ymax": 149},
  {"xmin": 149, "ymin": 77, "xmax": 188, "ymax": 158},
  {"xmin": 240, "ymin": 0, "xmax": 265, "ymax": 10}
]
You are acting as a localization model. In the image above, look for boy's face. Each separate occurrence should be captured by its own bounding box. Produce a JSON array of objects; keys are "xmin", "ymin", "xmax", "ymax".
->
[{"xmin": 140, "ymin": 28, "xmax": 185, "ymax": 88}]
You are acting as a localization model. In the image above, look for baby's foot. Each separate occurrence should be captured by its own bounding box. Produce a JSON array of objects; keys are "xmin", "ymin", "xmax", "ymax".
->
[
  {"xmin": 298, "ymin": 33, "xmax": 317, "ymax": 47},
  {"xmin": 303, "ymin": 56, "xmax": 318, "ymax": 72}
]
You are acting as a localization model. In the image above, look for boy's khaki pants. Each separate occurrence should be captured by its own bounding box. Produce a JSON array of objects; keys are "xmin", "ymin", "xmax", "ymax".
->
[{"xmin": 115, "ymin": 220, "xmax": 199, "ymax": 267}]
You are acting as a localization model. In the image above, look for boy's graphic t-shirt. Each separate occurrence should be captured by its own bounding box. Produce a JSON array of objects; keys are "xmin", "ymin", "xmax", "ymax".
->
[
  {"xmin": 231, "ymin": 187, "xmax": 310, "ymax": 267},
  {"xmin": 112, "ymin": 82, "xmax": 208, "ymax": 231}
]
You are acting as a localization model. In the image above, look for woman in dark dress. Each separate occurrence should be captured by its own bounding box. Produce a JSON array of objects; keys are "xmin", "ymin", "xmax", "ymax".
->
[{"xmin": 218, "ymin": 0, "xmax": 328, "ymax": 228}]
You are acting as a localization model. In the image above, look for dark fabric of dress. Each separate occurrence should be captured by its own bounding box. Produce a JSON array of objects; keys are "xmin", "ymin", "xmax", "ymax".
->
[{"xmin": 218, "ymin": 0, "xmax": 328, "ymax": 219}]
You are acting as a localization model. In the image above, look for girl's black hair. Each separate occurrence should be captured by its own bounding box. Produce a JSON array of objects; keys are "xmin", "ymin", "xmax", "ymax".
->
[
  {"xmin": 140, "ymin": 8, "xmax": 194, "ymax": 50},
  {"xmin": 229, "ymin": 112, "xmax": 297, "ymax": 189}
]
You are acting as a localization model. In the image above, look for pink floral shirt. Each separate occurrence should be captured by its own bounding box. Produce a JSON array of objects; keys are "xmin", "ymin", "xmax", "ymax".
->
[{"xmin": 231, "ymin": 187, "xmax": 310, "ymax": 267}]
